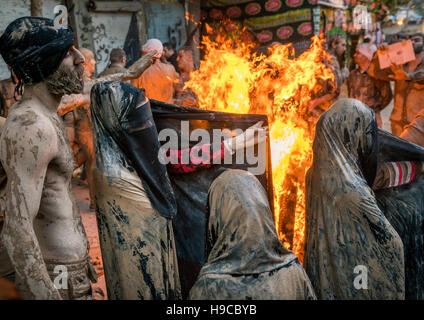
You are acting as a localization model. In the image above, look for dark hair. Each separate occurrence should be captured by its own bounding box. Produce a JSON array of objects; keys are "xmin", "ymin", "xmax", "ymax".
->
[
  {"xmin": 110, "ymin": 48, "xmax": 126, "ymax": 63},
  {"xmin": 163, "ymin": 42, "xmax": 175, "ymax": 50},
  {"xmin": 179, "ymin": 46, "xmax": 194, "ymax": 56},
  {"xmin": 409, "ymin": 32, "xmax": 424, "ymax": 41},
  {"xmin": 328, "ymin": 34, "xmax": 345, "ymax": 48}
]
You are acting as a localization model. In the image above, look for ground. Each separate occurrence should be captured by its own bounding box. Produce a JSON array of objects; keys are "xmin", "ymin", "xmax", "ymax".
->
[{"xmin": 73, "ymin": 178, "xmax": 107, "ymax": 300}]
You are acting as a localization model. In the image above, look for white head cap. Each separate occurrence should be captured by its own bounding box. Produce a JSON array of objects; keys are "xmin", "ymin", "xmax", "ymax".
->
[
  {"xmin": 142, "ymin": 39, "xmax": 163, "ymax": 58},
  {"xmin": 357, "ymin": 43, "xmax": 377, "ymax": 61}
]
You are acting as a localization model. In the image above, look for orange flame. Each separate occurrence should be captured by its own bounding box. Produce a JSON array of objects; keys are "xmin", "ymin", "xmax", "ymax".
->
[{"xmin": 185, "ymin": 27, "xmax": 334, "ymax": 261}]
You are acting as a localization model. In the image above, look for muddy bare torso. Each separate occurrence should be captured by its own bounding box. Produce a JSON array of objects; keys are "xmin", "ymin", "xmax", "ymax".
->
[
  {"xmin": 0, "ymin": 91, "xmax": 88, "ymax": 299},
  {"xmin": 33, "ymin": 113, "xmax": 87, "ymax": 261},
  {"xmin": 5, "ymin": 99, "xmax": 87, "ymax": 260}
]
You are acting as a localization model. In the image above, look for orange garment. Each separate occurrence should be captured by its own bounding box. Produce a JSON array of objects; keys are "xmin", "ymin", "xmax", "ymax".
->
[
  {"xmin": 0, "ymin": 78, "xmax": 22, "ymax": 117},
  {"xmin": 132, "ymin": 60, "xmax": 179, "ymax": 103}
]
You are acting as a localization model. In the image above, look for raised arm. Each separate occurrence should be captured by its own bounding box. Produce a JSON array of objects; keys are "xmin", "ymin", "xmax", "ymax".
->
[
  {"xmin": 165, "ymin": 121, "xmax": 267, "ymax": 174},
  {"xmin": 0, "ymin": 117, "xmax": 62, "ymax": 299},
  {"xmin": 372, "ymin": 161, "xmax": 423, "ymax": 190},
  {"xmin": 166, "ymin": 141, "xmax": 228, "ymax": 173},
  {"xmin": 57, "ymin": 93, "xmax": 89, "ymax": 116},
  {"xmin": 58, "ymin": 51, "xmax": 156, "ymax": 116},
  {"xmin": 368, "ymin": 46, "xmax": 393, "ymax": 82},
  {"xmin": 83, "ymin": 51, "xmax": 156, "ymax": 94}
]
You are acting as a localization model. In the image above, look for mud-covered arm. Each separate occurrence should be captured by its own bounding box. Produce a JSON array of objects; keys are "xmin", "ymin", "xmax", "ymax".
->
[
  {"xmin": 57, "ymin": 94, "xmax": 89, "ymax": 116},
  {"xmin": 83, "ymin": 51, "xmax": 156, "ymax": 95},
  {"xmin": 400, "ymin": 110, "xmax": 424, "ymax": 147},
  {"xmin": 0, "ymin": 116, "xmax": 5, "ymax": 131},
  {"xmin": 0, "ymin": 119, "xmax": 62, "ymax": 299},
  {"xmin": 404, "ymin": 69, "xmax": 424, "ymax": 82},
  {"xmin": 164, "ymin": 121, "xmax": 266, "ymax": 173},
  {"xmin": 165, "ymin": 142, "xmax": 228, "ymax": 174},
  {"xmin": 368, "ymin": 52, "xmax": 393, "ymax": 82},
  {"xmin": 372, "ymin": 161, "xmax": 423, "ymax": 190},
  {"xmin": 58, "ymin": 52, "xmax": 156, "ymax": 116}
]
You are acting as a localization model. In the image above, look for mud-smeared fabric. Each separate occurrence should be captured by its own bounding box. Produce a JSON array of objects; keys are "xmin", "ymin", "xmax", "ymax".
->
[
  {"xmin": 150, "ymin": 99, "xmax": 271, "ymax": 298},
  {"xmin": 90, "ymin": 81, "xmax": 177, "ymax": 219},
  {"xmin": 304, "ymin": 98, "xmax": 405, "ymax": 300},
  {"xmin": 93, "ymin": 171, "xmax": 181, "ymax": 299},
  {"xmin": 375, "ymin": 174, "xmax": 424, "ymax": 300},
  {"xmin": 91, "ymin": 82, "xmax": 181, "ymax": 299},
  {"xmin": 374, "ymin": 128, "xmax": 424, "ymax": 300},
  {"xmin": 15, "ymin": 258, "xmax": 93, "ymax": 300},
  {"xmin": 372, "ymin": 161, "xmax": 423, "ymax": 190},
  {"xmin": 189, "ymin": 169, "xmax": 316, "ymax": 300},
  {"xmin": 45, "ymin": 258, "xmax": 92, "ymax": 300},
  {"xmin": 0, "ymin": 17, "xmax": 74, "ymax": 85}
]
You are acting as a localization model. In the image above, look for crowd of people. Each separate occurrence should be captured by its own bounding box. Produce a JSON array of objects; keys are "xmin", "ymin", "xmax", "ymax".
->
[{"xmin": 0, "ymin": 13, "xmax": 423, "ymax": 301}]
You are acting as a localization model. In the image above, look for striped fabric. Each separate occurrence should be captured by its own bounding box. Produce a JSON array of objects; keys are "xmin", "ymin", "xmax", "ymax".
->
[{"xmin": 372, "ymin": 161, "xmax": 420, "ymax": 190}]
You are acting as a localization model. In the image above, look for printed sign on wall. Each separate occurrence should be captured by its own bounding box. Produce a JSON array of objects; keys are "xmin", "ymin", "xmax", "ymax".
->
[{"xmin": 203, "ymin": 0, "xmax": 317, "ymax": 49}]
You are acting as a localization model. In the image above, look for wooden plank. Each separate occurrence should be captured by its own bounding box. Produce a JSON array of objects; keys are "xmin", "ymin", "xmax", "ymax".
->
[
  {"xmin": 31, "ymin": 0, "xmax": 43, "ymax": 17},
  {"xmin": 135, "ymin": 0, "xmax": 148, "ymax": 46},
  {"xmin": 65, "ymin": 0, "xmax": 96, "ymax": 67},
  {"xmin": 88, "ymin": 1, "xmax": 143, "ymax": 13},
  {"xmin": 186, "ymin": 0, "xmax": 200, "ymax": 69}
]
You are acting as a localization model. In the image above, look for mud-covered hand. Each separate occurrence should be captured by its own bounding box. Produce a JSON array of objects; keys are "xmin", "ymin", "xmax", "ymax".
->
[
  {"xmin": 126, "ymin": 51, "xmax": 156, "ymax": 79},
  {"xmin": 377, "ymin": 43, "xmax": 389, "ymax": 52},
  {"xmin": 223, "ymin": 121, "xmax": 268, "ymax": 154},
  {"xmin": 388, "ymin": 63, "xmax": 410, "ymax": 81},
  {"xmin": 57, "ymin": 94, "xmax": 88, "ymax": 116}
]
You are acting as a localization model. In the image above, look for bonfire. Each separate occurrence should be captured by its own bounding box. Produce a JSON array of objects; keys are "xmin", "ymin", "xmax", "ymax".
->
[{"xmin": 184, "ymin": 24, "xmax": 335, "ymax": 262}]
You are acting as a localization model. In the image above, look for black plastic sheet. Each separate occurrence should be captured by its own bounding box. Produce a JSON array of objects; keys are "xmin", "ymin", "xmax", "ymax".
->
[
  {"xmin": 376, "ymin": 129, "xmax": 424, "ymax": 299},
  {"xmin": 150, "ymin": 99, "xmax": 273, "ymax": 298}
]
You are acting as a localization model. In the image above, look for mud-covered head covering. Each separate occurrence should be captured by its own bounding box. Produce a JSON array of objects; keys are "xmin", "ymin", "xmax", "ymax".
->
[
  {"xmin": 314, "ymin": 97, "xmax": 379, "ymax": 186},
  {"xmin": 142, "ymin": 39, "xmax": 163, "ymax": 59},
  {"xmin": 0, "ymin": 17, "xmax": 75, "ymax": 87},
  {"xmin": 90, "ymin": 81, "xmax": 177, "ymax": 219},
  {"xmin": 202, "ymin": 169, "xmax": 296, "ymax": 276},
  {"xmin": 304, "ymin": 98, "xmax": 405, "ymax": 299},
  {"xmin": 357, "ymin": 43, "xmax": 377, "ymax": 61},
  {"xmin": 189, "ymin": 169, "xmax": 317, "ymax": 300}
]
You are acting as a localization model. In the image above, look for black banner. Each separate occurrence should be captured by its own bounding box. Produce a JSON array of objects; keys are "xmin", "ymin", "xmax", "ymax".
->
[{"xmin": 202, "ymin": 0, "xmax": 318, "ymax": 46}]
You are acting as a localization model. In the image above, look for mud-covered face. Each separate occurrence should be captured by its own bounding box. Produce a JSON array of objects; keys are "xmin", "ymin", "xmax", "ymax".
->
[
  {"xmin": 333, "ymin": 37, "xmax": 347, "ymax": 58},
  {"xmin": 354, "ymin": 48, "xmax": 371, "ymax": 70},
  {"xmin": 84, "ymin": 57, "xmax": 96, "ymax": 76},
  {"xmin": 46, "ymin": 46, "xmax": 84, "ymax": 96},
  {"xmin": 164, "ymin": 47, "xmax": 174, "ymax": 59},
  {"xmin": 177, "ymin": 49, "xmax": 193, "ymax": 73}
]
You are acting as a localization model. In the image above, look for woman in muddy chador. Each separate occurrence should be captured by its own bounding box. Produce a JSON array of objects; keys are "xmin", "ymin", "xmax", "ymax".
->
[
  {"xmin": 189, "ymin": 169, "xmax": 316, "ymax": 300},
  {"xmin": 304, "ymin": 98, "xmax": 424, "ymax": 300},
  {"xmin": 90, "ymin": 81, "xmax": 266, "ymax": 299}
]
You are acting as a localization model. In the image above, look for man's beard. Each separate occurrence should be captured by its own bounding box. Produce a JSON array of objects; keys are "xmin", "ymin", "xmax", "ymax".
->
[
  {"xmin": 414, "ymin": 44, "xmax": 423, "ymax": 55},
  {"xmin": 45, "ymin": 63, "xmax": 84, "ymax": 96}
]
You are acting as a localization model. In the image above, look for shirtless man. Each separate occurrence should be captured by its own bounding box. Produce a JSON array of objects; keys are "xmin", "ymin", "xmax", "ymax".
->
[
  {"xmin": 132, "ymin": 39, "xmax": 179, "ymax": 104},
  {"xmin": 0, "ymin": 17, "xmax": 155, "ymax": 300},
  {"xmin": 0, "ymin": 16, "xmax": 94, "ymax": 300},
  {"xmin": 369, "ymin": 32, "xmax": 424, "ymax": 136},
  {"xmin": 174, "ymin": 46, "xmax": 198, "ymax": 107},
  {"xmin": 58, "ymin": 48, "xmax": 155, "ymax": 210}
]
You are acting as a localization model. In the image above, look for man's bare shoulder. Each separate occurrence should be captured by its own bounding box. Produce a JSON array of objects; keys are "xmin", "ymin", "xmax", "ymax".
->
[{"xmin": 1, "ymin": 100, "xmax": 58, "ymax": 150}]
